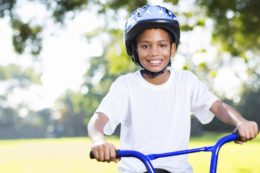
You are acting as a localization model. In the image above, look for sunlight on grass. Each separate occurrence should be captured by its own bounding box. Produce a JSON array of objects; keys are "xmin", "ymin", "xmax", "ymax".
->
[
  {"xmin": 0, "ymin": 133, "xmax": 259, "ymax": 173},
  {"xmin": 189, "ymin": 133, "xmax": 260, "ymax": 173},
  {"xmin": 0, "ymin": 137, "xmax": 120, "ymax": 173}
]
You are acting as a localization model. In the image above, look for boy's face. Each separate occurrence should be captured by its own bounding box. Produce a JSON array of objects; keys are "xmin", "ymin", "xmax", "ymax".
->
[{"xmin": 136, "ymin": 28, "xmax": 176, "ymax": 72}]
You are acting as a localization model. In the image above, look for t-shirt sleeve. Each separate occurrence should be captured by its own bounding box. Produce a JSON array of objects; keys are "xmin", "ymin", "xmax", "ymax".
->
[
  {"xmin": 189, "ymin": 72, "xmax": 219, "ymax": 124},
  {"xmin": 95, "ymin": 77, "xmax": 129, "ymax": 135}
]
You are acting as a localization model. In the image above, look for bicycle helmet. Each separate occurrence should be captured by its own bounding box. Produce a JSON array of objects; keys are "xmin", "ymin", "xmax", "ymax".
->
[{"xmin": 124, "ymin": 5, "xmax": 180, "ymax": 77}]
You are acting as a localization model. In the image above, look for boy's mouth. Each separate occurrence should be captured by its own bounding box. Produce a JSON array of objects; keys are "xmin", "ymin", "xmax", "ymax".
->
[{"xmin": 147, "ymin": 59, "xmax": 163, "ymax": 66}]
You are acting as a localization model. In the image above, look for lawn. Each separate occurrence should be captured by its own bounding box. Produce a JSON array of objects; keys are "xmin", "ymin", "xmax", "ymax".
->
[{"xmin": 0, "ymin": 133, "xmax": 259, "ymax": 173}]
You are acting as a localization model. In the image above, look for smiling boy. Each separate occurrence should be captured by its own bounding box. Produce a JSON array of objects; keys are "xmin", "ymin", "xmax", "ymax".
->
[{"xmin": 88, "ymin": 5, "xmax": 258, "ymax": 173}]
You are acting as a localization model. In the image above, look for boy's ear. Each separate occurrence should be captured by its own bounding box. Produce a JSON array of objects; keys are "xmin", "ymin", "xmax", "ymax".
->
[{"xmin": 171, "ymin": 43, "xmax": 177, "ymax": 56}]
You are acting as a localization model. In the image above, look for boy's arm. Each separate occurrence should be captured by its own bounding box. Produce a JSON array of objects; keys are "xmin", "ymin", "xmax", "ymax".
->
[
  {"xmin": 210, "ymin": 100, "xmax": 258, "ymax": 142},
  {"xmin": 87, "ymin": 112, "xmax": 117, "ymax": 162}
]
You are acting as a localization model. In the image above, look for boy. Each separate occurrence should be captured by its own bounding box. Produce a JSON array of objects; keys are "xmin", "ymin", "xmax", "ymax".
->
[{"xmin": 88, "ymin": 5, "xmax": 258, "ymax": 173}]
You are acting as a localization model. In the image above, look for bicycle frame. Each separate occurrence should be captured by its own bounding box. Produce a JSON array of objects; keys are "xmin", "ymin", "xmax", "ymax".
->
[{"xmin": 90, "ymin": 132, "xmax": 239, "ymax": 173}]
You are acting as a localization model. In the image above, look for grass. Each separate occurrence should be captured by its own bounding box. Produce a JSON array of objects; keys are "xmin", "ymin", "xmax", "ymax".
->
[
  {"xmin": 0, "ymin": 133, "xmax": 259, "ymax": 173},
  {"xmin": 189, "ymin": 133, "xmax": 260, "ymax": 173}
]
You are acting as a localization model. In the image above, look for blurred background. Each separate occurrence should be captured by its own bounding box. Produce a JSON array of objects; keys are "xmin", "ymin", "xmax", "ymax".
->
[{"xmin": 0, "ymin": 0, "xmax": 259, "ymax": 172}]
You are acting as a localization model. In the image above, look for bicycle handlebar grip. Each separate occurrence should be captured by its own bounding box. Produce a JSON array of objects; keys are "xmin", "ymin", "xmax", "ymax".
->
[
  {"xmin": 89, "ymin": 150, "xmax": 120, "ymax": 159},
  {"xmin": 89, "ymin": 151, "xmax": 95, "ymax": 159}
]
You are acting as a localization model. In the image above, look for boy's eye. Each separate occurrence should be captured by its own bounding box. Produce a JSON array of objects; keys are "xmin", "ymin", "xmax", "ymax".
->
[
  {"xmin": 140, "ymin": 44, "xmax": 148, "ymax": 49},
  {"xmin": 160, "ymin": 44, "xmax": 168, "ymax": 48}
]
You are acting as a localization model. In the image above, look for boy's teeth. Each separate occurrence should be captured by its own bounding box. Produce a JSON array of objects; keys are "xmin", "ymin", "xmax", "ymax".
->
[{"xmin": 149, "ymin": 60, "xmax": 162, "ymax": 64}]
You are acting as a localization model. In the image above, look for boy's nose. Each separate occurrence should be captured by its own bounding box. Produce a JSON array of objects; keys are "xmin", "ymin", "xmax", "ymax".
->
[{"xmin": 149, "ymin": 45, "xmax": 159, "ymax": 56}]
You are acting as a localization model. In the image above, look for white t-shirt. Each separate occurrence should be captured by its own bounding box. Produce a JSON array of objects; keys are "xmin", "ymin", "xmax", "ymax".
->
[{"xmin": 96, "ymin": 69, "xmax": 218, "ymax": 173}]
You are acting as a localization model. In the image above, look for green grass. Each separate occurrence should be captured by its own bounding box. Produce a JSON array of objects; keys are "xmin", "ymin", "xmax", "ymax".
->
[
  {"xmin": 0, "ymin": 133, "xmax": 259, "ymax": 173},
  {"xmin": 189, "ymin": 133, "xmax": 260, "ymax": 173}
]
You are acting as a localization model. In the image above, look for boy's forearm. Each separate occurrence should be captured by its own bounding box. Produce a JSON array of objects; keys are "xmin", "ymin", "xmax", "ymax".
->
[
  {"xmin": 210, "ymin": 100, "xmax": 259, "ymax": 143},
  {"xmin": 210, "ymin": 100, "xmax": 245, "ymax": 127},
  {"xmin": 222, "ymin": 103, "xmax": 247, "ymax": 124},
  {"xmin": 88, "ymin": 112, "xmax": 117, "ymax": 162},
  {"xmin": 87, "ymin": 112, "xmax": 109, "ymax": 144}
]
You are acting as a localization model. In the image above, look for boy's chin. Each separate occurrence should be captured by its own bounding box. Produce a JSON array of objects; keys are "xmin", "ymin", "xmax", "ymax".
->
[{"xmin": 142, "ymin": 65, "xmax": 163, "ymax": 71}]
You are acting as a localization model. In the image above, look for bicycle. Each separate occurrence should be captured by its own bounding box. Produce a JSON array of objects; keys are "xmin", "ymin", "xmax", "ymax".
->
[{"xmin": 90, "ymin": 132, "xmax": 239, "ymax": 173}]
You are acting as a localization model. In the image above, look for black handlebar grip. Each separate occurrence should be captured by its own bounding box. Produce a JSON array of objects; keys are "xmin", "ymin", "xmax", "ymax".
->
[
  {"xmin": 89, "ymin": 150, "xmax": 120, "ymax": 159},
  {"xmin": 90, "ymin": 151, "xmax": 95, "ymax": 159}
]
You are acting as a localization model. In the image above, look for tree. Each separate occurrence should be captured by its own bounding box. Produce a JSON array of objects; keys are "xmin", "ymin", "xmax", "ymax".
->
[
  {"xmin": 197, "ymin": 0, "xmax": 260, "ymax": 56},
  {"xmin": 57, "ymin": 90, "xmax": 88, "ymax": 136},
  {"xmin": 0, "ymin": 0, "xmax": 88, "ymax": 55},
  {"xmin": 1, "ymin": 0, "xmax": 89, "ymax": 137},
  {"xmin": 0, "ymin": 64, "xmax": 42, "ymax": 138},
  {"xmin": 238, "ymin": 75, "xmax": 260, "ymax": 126}
]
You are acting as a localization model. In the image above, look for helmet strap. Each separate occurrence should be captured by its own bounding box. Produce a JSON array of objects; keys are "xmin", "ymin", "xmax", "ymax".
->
[{"xmin": 141, "ymin": 66, "xmax": 168, "ymax": 78}]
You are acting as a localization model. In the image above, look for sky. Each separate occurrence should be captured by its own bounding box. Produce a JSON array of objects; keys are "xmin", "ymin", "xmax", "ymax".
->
[{"xmin": 0, "ymin": 0, "xmax": 246, "ymax": 111}]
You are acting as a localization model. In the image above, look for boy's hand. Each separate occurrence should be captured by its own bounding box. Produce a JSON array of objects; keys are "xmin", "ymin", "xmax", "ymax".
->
[
  {"xmin": 235, "ymin": 120, "xmax": 259, "ymax": 143},
  {"xmin": 91, "ymin": 141, "xmax": 118, "ymax": 162}
]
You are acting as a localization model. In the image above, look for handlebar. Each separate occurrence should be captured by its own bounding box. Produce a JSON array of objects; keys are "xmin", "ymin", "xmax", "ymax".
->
[{"xmin": 90, "ymin": 132, "xmax": 239, "ymax": 173}]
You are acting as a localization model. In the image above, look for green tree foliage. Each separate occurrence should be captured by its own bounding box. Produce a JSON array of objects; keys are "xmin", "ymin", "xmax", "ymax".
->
[
  {"xmin": 0, "ymin": 0, "xmax": 88, "ymax": 55},
  {"xmin": 0, "ymin": 63, "xmax": 48, "ymax": 138},
  {"xmin": 0, "ymin": 106, "xmax": 17, "ymax": 127},
  {"xmin": 57, "ymin": 90, "xmax": 87, "ymax": 136},
  {"xmin": 197, "ymin": 0, "xmax": 260, "ymax": 56},
  {"xmin": 11, "ymin": 19, "xmax": 42, "ymax": 55},
  {"xmin": 239, "ymin": 90, "xmax": 260, "ymax": 125},
  {"xmin": 0, "ymin": 64, "xmax": 41, "ymax": 109},
  {"xmin": 0, "ymin": 0, "xmax": 89, "ymax": 137},
  {"xmin": 1, "ymin": 0, "xmax": 43, "ymax": 55},
  {"xmin": 195, "ymin": 0, "xmax": 260, "ymax": 128},
  {"xmin": 0, "ymin": 64, "xmax": 41, "ymax": 86},
  {"xmin": 1, "ymin": 0, "xmax": 146, "ymax": 55},
  {"xmin": 238, "ymin": 75, "xmax": 260, "ymax": 126},
  {"xmin": 48, "ymin": 0, "xmax": 88, "ymax": 22}
]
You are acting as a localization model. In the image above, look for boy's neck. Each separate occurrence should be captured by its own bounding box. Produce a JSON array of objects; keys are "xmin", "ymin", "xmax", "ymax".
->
[{"xmin": 141, "ymin": 69, "xmax": 170, "ymax": 85}]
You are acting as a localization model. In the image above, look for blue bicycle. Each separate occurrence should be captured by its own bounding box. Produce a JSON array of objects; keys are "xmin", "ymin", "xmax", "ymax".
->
[{"xmin": 90, "ymin": 132, "xmax": 239, "ymax": 173}]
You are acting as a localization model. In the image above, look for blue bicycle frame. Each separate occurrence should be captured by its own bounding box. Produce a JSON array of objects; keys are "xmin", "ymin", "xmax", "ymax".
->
[{"xmin": 90, "ymin": 132, "xmax": 239, "ymax": 173}]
